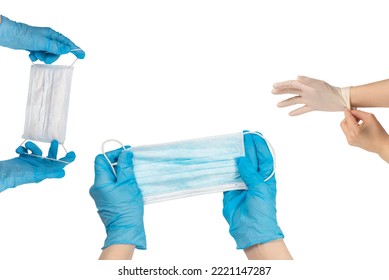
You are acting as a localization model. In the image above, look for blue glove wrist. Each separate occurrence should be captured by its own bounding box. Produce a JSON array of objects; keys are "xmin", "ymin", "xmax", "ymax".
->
[{"xmin": 104, "ymin": 221, "xmax": 146, "ymax": 250}]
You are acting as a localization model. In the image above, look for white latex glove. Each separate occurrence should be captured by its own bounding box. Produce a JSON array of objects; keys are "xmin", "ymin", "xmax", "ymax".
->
[{"xmin": 272, "ymin": 76, "xmax": 350, "ymax": 116}]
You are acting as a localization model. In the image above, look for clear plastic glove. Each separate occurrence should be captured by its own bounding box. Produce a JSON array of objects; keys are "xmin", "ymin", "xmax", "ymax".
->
[
  {"xmin": 89, "ymin": 148, "xmax": 146, "ymax": 250},
  {"xmin": 0, "ymin": 140, "xmax": 76, "ymax": 192},
  {"xmin": 272, "ymin": 75, "xmax": 350, "ymax": 116},
  {"xmin": 223, "ymin": 133, "xmax": 284, "ymax": 249},
  {"xmin": 0, "ymin": 15, "xmax": 85, "ymax": 64}
]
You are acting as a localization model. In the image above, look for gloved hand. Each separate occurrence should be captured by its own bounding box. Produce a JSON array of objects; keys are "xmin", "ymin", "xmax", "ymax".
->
[
  {"xmin": 272, "ymin": 75, "xmax": 350, "ymax": 116},
  {"xmin": 0, "ymin": 15, "xmax": 85, "ymax": 64},
  {"xmin": 223, "ymin": 132, "xmax": 284, "ymax": 249},
  {"xmin": 89, "ymin": 148, "xmax": 146, "ymax": 250},
  {"xmin": 0, "ymin": 140, "xmax": 76, "ymax": 192}
]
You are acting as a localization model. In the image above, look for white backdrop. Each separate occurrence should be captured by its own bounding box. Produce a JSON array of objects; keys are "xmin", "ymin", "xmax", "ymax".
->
[{"xmin": 0, "ymin": 1, "xmax": 388, "ymax": 279}]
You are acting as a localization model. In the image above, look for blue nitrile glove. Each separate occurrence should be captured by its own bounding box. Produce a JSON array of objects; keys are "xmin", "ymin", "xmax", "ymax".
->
[
  {"xmin": 223, "ymin": 132, "xmax": 284, "ymax": 249},
  {"xmin": 0, "ymin": 140, "xmax": 76, "ymax": 192},
  {"xmin": 0, "ymin": 15, "xmax": 85, "ymax": 64},
  {"xmin": 89, "ymin": 148, "xmax": 146, "ymax": 250}
]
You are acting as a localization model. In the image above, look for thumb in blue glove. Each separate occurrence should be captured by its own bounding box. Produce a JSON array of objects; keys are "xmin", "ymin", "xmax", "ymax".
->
[
  {"xmin": 0, "ymin": 15, "xmax": 85, "ymax": 64},
  {"xmin": 90, "ymin": 148, "xmax": 146, "ymax": 250},
  {"xmin": 0, "ymin": 140, "xmax": 76, "ymax": 192}
]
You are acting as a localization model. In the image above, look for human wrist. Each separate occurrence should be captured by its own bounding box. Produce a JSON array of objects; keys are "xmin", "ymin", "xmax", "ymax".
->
[
  {"xmin": 99, "ymin": 244, "xmax": 135, "ymax": 260},
  {"xmin": 377, "ymin": 134, "xmax": 389, "ymax": 163},
  {"xmin": 244, "ymin": 239, "xmax": 292, "ymax": 260},
  {"xmin": 104, "ymin": 221, "xmax": 146, "ymax": 250}
]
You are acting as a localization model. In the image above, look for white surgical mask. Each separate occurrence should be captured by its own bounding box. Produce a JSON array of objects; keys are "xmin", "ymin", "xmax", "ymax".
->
[
  {"xmin": 102, "ymin": 131, "xmax": 275, "ymax": 204},
  {"xmin": 22, "ymin": 63, "xmax": 74, "ymax": 144}
]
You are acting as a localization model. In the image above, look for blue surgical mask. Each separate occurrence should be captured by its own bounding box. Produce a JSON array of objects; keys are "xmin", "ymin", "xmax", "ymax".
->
[{"xmin": 102, "ymin": 131, "xmax": 275, "ymax": 204}]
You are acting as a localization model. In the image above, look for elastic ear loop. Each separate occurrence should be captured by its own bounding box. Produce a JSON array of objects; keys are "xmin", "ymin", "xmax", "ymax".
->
[
  {"xmin": 101, "ymin": 139, "xmax": 128, "ymax": 177},
  {"xmin": 18, "ymin": 139, "xmax": 71, "ymax": 164},
  {"xmin": 243, "ymin": 131, "xmax": 276, "ymax": 182}
]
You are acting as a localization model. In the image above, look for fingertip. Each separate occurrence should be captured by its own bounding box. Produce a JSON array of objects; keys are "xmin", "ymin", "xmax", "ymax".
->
[
  {"xmin": 29, "ymin": 52, "xmax": 38, "ymax": 62},
  {"xmin": 94, "ymin": 154, "xmax": 107, "ymax": 165},
  {"xmin": 48, "ymin": 140, "xmax": 59, "ymax": 159},
  {"xmin": 72, "ymin": 49, "xmax": 86, "ymax": 59},
  {"xmin": 118, "ymin": 150, "xmax": 134, "ymax": 167},
  {"xmin": 25, "ymin": 141, "xmax": 43, "ymax": 156},
  {"xmin": 67, "ymin": 151, "xmax": 76, "ymax": 162},
  {"xmin": 16, "ymin": 146, "xmax": 27, "ymax": 155},
  {"xmin": 61, "ymin": 151, "xmax": 76, "ymax": 163},
  {"xmin": 48, "ymin": 170, "xmax": 65, "ymax": 179}
]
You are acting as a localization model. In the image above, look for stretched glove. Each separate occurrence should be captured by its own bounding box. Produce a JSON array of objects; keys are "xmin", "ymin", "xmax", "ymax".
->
[
  {"xmin": 89, "ymin": 148, "xmax": 146, "ymax": 250},
  {"xmin": 272, "ymin": 75, "xmax": 350, "ymax": 116},
  {"xmin": 0, "ymin": 15, "xmax": 85, "ymax": 64},
  {"xmin": 0, "ymin": 140, "xmax": 76, "ymax": 192},
  {"xmin": 223, "ymin": 132, "xmax": 284, "ymax": 249}
]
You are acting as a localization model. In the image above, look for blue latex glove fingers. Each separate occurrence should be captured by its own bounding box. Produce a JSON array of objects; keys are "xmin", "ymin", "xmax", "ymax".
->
[
  {"xmin": 58, "ymin": 151, "xmax": 76, "ymax": 164},
  {"xmin": 116, "ymin": 151, "xmax": 135, "ymax": 182},
  {"xmin": 16, "ymin": 141, "xmax": 43, "ymax": 156},
  {"xmin": 252, "ymin": 134, "xmax": 274, "ymax": 180},
  {"xmin": 243, "ymin": 132, "xmax": 274, "ymax": 180},
  {"xmin": 71, "ymin": 48, "xmax": 85, "ymax": 59},
  {"xmin": 47, "ymin": 140, "xmax": 59, "ymax": 159},
  {"xmin": 0, "ymin": 141, "xmax": 75, "ymax": 191},
  {"xmin": 243, "ymin": 130, "xmax": 259, "ymax": 166},
  {"xmin": 29, "ymin": 51, "xmax": 60, "ymax": 64},
  {"xmin": 237, "ymin": 157, "xmax": 276, "ymax": 200},
  {"xmin": 223, "ymin": 189, "xmax": 245, "ymax": 207},
  {"xmin": 93, "ymin": 147, "xmax": 127, "ymax": 186}
]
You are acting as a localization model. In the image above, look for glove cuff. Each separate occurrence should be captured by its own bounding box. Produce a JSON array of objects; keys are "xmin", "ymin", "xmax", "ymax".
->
[
  {"xmin": 228, "ymin": 217, "xmax": 284, "ymax": 250},
  {"xmin": 103, "ymin": 224, "xmax": 147, "ymax": 250},
  {"xmin": 340, "ymin": 87, "xmax": 351, "ymax": 110}
]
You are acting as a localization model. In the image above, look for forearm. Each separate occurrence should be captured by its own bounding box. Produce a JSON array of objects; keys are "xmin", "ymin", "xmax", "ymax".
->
[
  {"xmin": 378, "ymin": 137, "xmax": 389, "ymax": 163},
  {"xmin": 351, "ymin": 79, "xmax": 389, "ymax": 107},
  {"xmin": 244, "ymin": 239, "xmax": 293, "ymax": 260},
  {"xmin": 99, "ymin": 244, "xmax": 135, "ymax": 260}
]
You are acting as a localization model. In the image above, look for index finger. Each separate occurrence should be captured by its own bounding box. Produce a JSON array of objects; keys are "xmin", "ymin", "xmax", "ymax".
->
[
  {"xmin": 244, "ymin": 132, "xmax": 274, "ymax": 179},
  {"xmin": 272, "ymin": 79, "xmax": 304, "ymax": 90}
]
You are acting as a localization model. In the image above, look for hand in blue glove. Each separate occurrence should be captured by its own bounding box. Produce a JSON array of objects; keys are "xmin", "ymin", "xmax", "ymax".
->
[
  {"xmin": 0, "ymin": 140, "xmax": 76, "ymax": 192},
  {"xmin": 223, "ymin": 132, "xmax": 284, "ymax": 249},
  {"xmin": 0, "ymin": 15, "xmax": 85, "ymax": 64},
  {"xmin": 89, "ymin": 148, "xmax": 146, "ymax": 250}
]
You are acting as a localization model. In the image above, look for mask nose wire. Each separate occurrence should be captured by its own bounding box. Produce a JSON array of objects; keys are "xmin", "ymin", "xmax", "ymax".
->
[
  {"xmin": 101, "ymin": 139, "xmax": 127, "ymax": 177},
  {"xmin": 243, "ymin": 131, "xmax": 276, "ymax": 182}
]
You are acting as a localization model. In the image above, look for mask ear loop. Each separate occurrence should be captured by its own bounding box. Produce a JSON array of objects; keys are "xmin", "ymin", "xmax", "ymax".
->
[
  {"xmin": 101, "ymin": 139, "xmax": 127, "ymax": 177},
  {"xmin": 18, "ymin": 139, "xmax": 72, "ymax": 164},
  {"xmin": 243, "ymin": 131, "xmax": 276, "ymax": 182}
]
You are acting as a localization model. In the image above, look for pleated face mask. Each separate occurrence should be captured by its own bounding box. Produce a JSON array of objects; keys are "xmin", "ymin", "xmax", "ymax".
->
[
  {"xmin": 22, "ymin": 63, "xmax": 74, "ymax": 144},
  {"xmin": 102, "ymin": 131, "xmax": 275, "ymax": 204}
]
